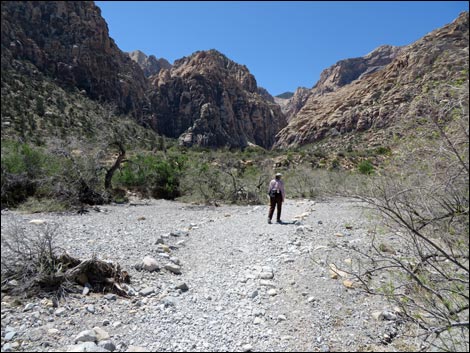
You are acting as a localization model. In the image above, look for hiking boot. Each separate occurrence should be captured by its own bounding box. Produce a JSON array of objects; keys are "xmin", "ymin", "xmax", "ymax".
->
[
  {"xmin": 268, "ymin": 219, "xmax": 272, "ymax": 224},
  {"xmin": 276, "ymin": 219, "xmax": 283, "ymax": 224}
]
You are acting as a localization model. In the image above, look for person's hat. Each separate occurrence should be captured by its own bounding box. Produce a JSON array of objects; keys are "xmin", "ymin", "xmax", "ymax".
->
[{"xmin": 275, "ymin": 173, "xmax": 282, "ymax": 176}]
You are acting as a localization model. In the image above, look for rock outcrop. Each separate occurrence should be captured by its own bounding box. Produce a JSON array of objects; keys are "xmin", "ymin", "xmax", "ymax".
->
[
  {"xmin": 127, "ymin": 50, "xmax": 171, "ymax": 78},
  {"xmin": 279, "ymin": 46, "xmax": 401, "ymax": 122},
  {"xmin": 275, "ymin": 12, "xmax": 469, "ymax": 148},
  {"xmin": 149, "ymin": 49, "xmax": 286, "ymax": 148},
  {"xmin": 1, "ymin": 1, "xmax": 149, "ymax": 118},
  {"xmin": 279, "ymin": 87, "xmax": 311, "ymax": 121},
  {"xmin": 311, "ymin": 45, "xmax": 402, "ymax": 96}
]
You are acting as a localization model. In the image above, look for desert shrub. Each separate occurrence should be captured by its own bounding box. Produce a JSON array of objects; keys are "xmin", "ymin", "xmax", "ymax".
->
[
  {"xmin": 348, "ymin": 84, "xmax": 469, "ymax": 351},
  {"xmin": 1, "ymin": 141, "xmax": 63, "ymax": 208},
  {"xmin": 357, "ymin": 159, "xmax": 375, "ymax": 174},
  {"xmin": 115, "ymin": 153, "xmax": 186, "ymax": 200}
]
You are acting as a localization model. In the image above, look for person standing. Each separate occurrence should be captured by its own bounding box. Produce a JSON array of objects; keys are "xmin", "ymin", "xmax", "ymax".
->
[{"xmin": 268, "ymin": 172, "xmax": 285, "ymax": 224}]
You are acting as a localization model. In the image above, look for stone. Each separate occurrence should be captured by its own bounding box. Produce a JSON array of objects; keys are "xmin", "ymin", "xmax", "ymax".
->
[
  {"xmin": 98, "ymin": 340, "xmax": 116, "ymax": 351},
  {"xmin": 139, "ymin": 287, "xmax": 155, "ymax": 297},
  {"xmin": 104, "ymin": 294, "xmax": 117, "ymax": 301},
  {"xmin": 242, "ymin": 344, "xmax": 253, "ymax": 352},
  {"xmin": 66, "ymin": 342, "xmax": 108, "ymax": 352},
  {"xmin": 29, "ymin": 219, "xmax": 46, "ymax": 225},
  {"xmin": 4, "ymin": 331, "xmax": 16, "ymax": 341},
  {"xmin": 74, "ymin": 330, "xmax": 97, "ymax": 343},
  {"xmin": 23, "ymin": 303, "xmax": 35, "ymax": 312},
  {"xmin": 164, "ymin": 263, "xmax": 182, "ymax": 274},
  {"xmin": 142, "ymin": 256, "xmax": 159, "ymax": 272},
  {"xmin": 92, "ymin": 327, "xmax": 110, "ymax": 341},
  {"xmin": 259, "ymin": 272, "xmax": 274, "ymax": 280},
  {"xmin": 48, "ymin": 329, "xmax": 60, "ymax": 335},
  {"xmin": 175, "ymin": 283, "xmax": 189, "ymax": 292},
  {"xmin": 55, "ymin": 307, "xmax": 67, "ymax": 316},
  {"xmin": 156, "ymin": 244, "xmax": 171, "ymax": 253},
  {"xmin": 267, "ymin": 289, "xmax": 278, "ymax": 296}
]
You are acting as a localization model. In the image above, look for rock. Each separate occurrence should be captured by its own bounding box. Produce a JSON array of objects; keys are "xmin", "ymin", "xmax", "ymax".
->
[
  {"xmin": 164, "ymin": 263, "xmax": 182, "ymax": 274},
  {"xmin": 82, "ymin": 286, "xmax": 90, "ymax": 296},
  {"xmin": 156, "ymin": 244, "xmax": 171, "ymax": 253},
  {"xmin": 242, "ymin": 343, "xmax": 253, "ymax": 352},
  {"xmin": 342, "ymin": 279, "xmax": 355, "ymax": 288},
  {"xmin": 169, "ymin": 230, "xmax": 189, "ymax": 237},
  {"xmin": 86, "ymin": 305, "xmax": 95, "ymax": 314},
  {"xmin": 259, "ymin": 280, "xmax": 276, "ymax": 288},
  {"xmin": 66, "ymin": 342, "xmax": 109, "ymax": 352},
  {"xmin": 2, "ymin": 343, "xmax": 13, "ymax": 352},
  {"xmin": 93, "ymin": 327, "xmax": 110, "ymax": 341},
  {"xmin": 139, "ymin": 287, "xmax": 155, "ymax": 297},
  {"xmin": 74, "ymin": 330, "xmax": 97, "ymax": 343},
  {"xmin": 259, "ymin": 272, "xmax": 274, "ymax": 280},
  {"xmin": 55, "ymin": 307, "xmax": 67, "ymax": 316},
  {"xmin": 175, "ymin": 282, "xmax": 189, "ymax": 292},
  {"xmin": 152, "ymin": 50, "xmax": 285, "ymax": 148},
  {"xmin": 127, "ymin": 50, "xmax": 171, "ymax": 78},
  {"xmin": 104, "ymin": 294, "xmax": 117, "ymax": 301},
  {"xmin": 98, "ymin": 340, "xmax": 116, "ymax": 351},
  {"xmin": 142, "ymin": 256, "xmax": 159, "ymax": 272},
  {"xmin": 169, "ymin": 256, "xmax": 181, "ymax": 265},
  {"xmin": 4, "ymin": 331, "xmax": 16, "ymax": 341},
  {"xmin": 267, "ymin": 289, "xmax": 278, "ymax": 296},
  {"xmin": 2, "ymin": 2, "xmax": 149, "ymax": 118},
  {"xmin": 48, "ymin": 329, "xmax": 60, "ymax": 335},
  {"xmin": 23, "ymin": 303, "xmax": 35, "ymax": 312},
  {"xmin": 29, "ymin": 219, "xmax": 46, "ymax": 225}
]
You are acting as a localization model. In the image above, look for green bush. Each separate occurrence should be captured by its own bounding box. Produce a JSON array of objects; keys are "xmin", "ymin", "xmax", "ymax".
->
[
  {"xmin": 357, "ymin": 160, "xmax": 375, "ymax": 175},
  {"xmin": 115, "ymin": 153, "xmax": 186, "ymax": 199},
  {"xmin": 374, "ymin": 146, "xmax": 391, "ymax": 155}
]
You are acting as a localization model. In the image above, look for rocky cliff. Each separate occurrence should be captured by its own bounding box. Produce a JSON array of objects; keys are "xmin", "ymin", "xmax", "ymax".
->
[
  {"xmin": 1, "ymin": 1, "xmax": 150, "ymax": 118},
  {"xmin": 280, "ymin": 45, "xmax": 401, "ymax": 122},
  {"xmin": 1, "ymin": 1, "xmax": 286, "ymax": 149},
  {"xmin": 127, "ymin": 50, "xmax": 171, "ymax": 78},
  {"xmin": 275, "ymin": 12, "xmax": 469, "ymax": 148},
  {"xmin": 149, "ymin": 50, "xmax": 286, "ymax": 148}
]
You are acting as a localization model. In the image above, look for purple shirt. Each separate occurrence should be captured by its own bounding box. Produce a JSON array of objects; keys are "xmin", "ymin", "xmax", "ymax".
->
[{"xmin": 269, "ymin": 179, "xmax": 285, "ymax": 201}]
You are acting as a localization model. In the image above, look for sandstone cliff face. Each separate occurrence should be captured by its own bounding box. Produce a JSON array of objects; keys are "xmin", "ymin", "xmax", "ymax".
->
[
  {"xmin": 279, "ymin": 46, "xmax": 401, "ymax": 122},
  {"xmin": 127, "ymin": 50, "xmax": 171, "ymax": 78},
  {"xmin": 311, "ymin": 45, "xmax": 401, "ymax": 96},
  {"xmin": 275, "ymin": 12, "xmax": 469, "ymax": 148},
  {"xmin": 280, "ymin": 87, "xmax": 311, "ymax": 121},
  {"xmin": 149, "ymin": 50, "xmax": 286, "ymax": 148},
  {"xmin": 1, "ymin": 1, "xmax": 149, "ymax": 117}
]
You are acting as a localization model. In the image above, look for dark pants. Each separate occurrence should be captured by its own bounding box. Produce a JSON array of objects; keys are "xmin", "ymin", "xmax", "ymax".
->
[{"xmin": 268, "ymin": 193, "xmax": 283, "ymax": 221}]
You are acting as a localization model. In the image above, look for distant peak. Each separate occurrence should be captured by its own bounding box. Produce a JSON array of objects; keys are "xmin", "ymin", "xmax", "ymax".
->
[{"xmin": 275, "ymin": 92, "xmax": 294, "ymax": 99}]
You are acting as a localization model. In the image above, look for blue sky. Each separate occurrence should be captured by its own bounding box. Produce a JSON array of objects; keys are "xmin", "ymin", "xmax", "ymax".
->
[{"xmin": 96, "ymin": 1, "xmax": 468, "ymax": 96}]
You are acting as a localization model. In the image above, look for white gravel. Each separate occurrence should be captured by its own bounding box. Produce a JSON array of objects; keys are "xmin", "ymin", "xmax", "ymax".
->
[{"xmin": 1, "ymin": 197, "xmax": 410, "ymax": 352}]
